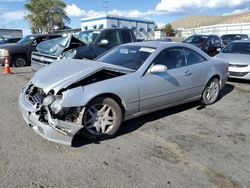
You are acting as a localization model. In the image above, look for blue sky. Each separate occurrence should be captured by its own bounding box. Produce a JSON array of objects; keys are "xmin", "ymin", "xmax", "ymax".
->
[{"xmin": 0, "ymin": 0, "xmax": 250, "ymax": 35}]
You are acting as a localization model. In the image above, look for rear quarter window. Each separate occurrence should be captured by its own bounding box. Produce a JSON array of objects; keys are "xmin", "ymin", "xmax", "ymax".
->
[{"xmin": 121, "ymin": 31, "xmax": 133, "ymax": 43}]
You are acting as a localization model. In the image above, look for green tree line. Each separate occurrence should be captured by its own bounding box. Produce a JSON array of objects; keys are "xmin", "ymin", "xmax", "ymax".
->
[{"xmin": 25, "ymin": 0, "xmax": 70, "ymax": 33}]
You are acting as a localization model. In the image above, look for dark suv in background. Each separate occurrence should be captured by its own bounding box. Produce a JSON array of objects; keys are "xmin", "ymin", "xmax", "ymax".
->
[
  {"xmin": 31, "ymin": 28, "xmax": 137, "ymax": 71},
  {"xmin": 221, "ymin": 34, "xmax": 249, "ymax": 45},
  {"xmin": 183, "ymin": 35, "xmax": 223, "ymax": 56},
  {"xmin": 0, "ymin": 34, "xmax": 61, "ymax": 67}
]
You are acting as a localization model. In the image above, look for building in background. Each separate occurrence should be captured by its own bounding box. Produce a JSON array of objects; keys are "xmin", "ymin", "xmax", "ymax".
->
[
  {"xmin": 0, "ymin": 29, "xmax": 23, "ymax": 38},
  {"xmin": 81, "ymin": 14, "xmax": 155, "ymax": 40}
]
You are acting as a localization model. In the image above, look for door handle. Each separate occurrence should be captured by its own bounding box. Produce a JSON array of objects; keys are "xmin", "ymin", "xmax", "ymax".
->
[{"xmin": 184, "ymin": 70, "xmax": 192, "ymax": 76}]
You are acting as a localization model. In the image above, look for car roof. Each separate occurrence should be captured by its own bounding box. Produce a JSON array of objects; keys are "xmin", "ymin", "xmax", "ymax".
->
[
  {"xmin": 26, "ymin": 34, "xmax": 62, "ymax": 38},
  {"xmin": 230, "ymin": 40, "xmax": 250, "ymax": 43},
  {"xmin": 222, "ymin": 34, "xmax": 247, "ymax": 36},
  {"xmin": 80, "ymin": 28, "xmax": 132, "ymax": 32},
  {"xmin": 121, "ymin": 41, "xmax": 201, "ymax": 49}
]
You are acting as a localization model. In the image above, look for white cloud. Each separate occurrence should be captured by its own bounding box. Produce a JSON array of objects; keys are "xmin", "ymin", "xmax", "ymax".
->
[
  {"xmin": 155, "ymin": 0, "xmax": 250, "ymax": 13},
  {"xmin": 0, "ymin": 10, "xmax": 26, "ymax": 22},
  {"xmin": 0, "ymin": 0, "xmax": 24, "ymax": 2},
  {"xmin": 65, "ymin": 3, "xmax": 155, "ymax": 18},
  {"xmin": 65, "ymin": 3, "xmax": 83, "ymax": 17},
  {"xmin": 223, "ymin": 8, "xmax": 250, "ymax": 16}
]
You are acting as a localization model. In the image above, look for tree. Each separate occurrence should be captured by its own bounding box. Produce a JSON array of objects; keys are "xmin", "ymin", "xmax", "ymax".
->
[
  {"xmin": 163, "ymin": 24, "xmax": 175, "ymax": 37},
  {"xmin": 25, "ymin": 0, "xmax": 70, "ymax": 33}
]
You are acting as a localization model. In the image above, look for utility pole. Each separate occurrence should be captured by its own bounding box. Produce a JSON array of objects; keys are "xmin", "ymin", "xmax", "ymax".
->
[{"xmin": 103, "ymin": 0, "xmax": 108, "ymax": 14}]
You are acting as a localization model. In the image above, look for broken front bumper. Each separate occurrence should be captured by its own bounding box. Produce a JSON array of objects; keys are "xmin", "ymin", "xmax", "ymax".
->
[{"xmin": 19, "ymin": 91, "xmax": 83, "ymax": 145}]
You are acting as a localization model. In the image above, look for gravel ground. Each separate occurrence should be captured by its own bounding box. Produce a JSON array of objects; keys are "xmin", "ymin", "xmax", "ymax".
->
[{"xmin": 0, "ymin": 67, "xmax": 249, "ymax": 188}]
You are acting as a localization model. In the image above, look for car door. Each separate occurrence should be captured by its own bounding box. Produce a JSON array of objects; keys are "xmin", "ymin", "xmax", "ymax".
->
[
  {"xmin": 93, "ymin": 30, "xmax": 121, "ymax": 57},
  {"xmin": 184, "ymin": 47, "xmax": 210, "ymax": 97},
  {"xmin": 139, "ymin": 47, "xmax": 193, "ymax": 111}
]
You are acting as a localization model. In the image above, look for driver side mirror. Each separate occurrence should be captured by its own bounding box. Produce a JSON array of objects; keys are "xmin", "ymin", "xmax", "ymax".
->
[
  {"xmin": 150, "ymin": 64, "xmax": 168, "ymax": 74},
  {"xmin": 98, "ymin": 39, "xmax": 109, "ymax": 47}
]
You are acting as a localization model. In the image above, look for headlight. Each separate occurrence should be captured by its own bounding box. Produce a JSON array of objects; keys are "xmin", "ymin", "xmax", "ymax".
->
[
  {"xmin": 50, "ymin": 99, "xmax": 63, "ymax": 114},
  {"xmin": 42, "ymin": 95, "xmax": 55, "ymax": 106},
  {"xmin": 0, "ymin": 49, "xmax": 9, "ymax": 57},
  {"xmin": 62, "ymin": 50, "xmax": 77, "ymax": 59}
]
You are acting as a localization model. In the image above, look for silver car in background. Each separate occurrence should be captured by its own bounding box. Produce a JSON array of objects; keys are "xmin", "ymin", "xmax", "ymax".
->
[
  {"xmin": 215, "ymin": 41, "xmax": 250, "ymax": 80},
  {"xmin": 19, "ymin": 42, "xmax": 229, "ymax": 145}
]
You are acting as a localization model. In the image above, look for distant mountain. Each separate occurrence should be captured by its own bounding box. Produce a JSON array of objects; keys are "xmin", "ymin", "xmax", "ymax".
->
[{"xmin": 172, "ymin": 12, "xmax": 250, "ymax": 29}]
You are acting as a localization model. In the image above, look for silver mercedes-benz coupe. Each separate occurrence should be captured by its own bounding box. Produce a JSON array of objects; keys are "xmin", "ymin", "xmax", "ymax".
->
[{"xmin": 19, "ymin": 42, "xmax": 229, "ymax": 145}]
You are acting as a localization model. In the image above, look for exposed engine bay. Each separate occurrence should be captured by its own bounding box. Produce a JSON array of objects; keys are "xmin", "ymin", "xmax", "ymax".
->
[
  {"xmin": 24, "ymin": 69, "xmax": 126, "ymax": 128},
  {"xmin": 67, "ymin": 69, "xmax": 126, "ymax": 89}
]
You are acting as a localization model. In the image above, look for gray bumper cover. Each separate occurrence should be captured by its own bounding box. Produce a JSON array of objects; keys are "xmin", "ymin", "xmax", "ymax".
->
[{"xmin": 19, "ymin": 92, "xmax": 83, "ymax": 145}]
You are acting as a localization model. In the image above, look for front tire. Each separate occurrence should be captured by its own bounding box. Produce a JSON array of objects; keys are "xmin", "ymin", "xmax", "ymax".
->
[
  {"xmin": 81, "ymin": 97, "xmax": 123, "ymax": 141},
  {"xmin": 12, "ymin": 55, "xmax": 29, "ymax": 67},
  {"xmin": 202, "ymin": 78, "xmax": 220, "ymax": 105}
]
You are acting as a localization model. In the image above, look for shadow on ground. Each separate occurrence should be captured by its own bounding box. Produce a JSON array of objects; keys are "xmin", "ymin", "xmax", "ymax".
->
[
  {"xmin": 228, "ymin": 78, "xmax": 250, "ymax": 84},
  {"xmin": 72, "ymin": 83, "xmax": 234, "ymax": 147}
]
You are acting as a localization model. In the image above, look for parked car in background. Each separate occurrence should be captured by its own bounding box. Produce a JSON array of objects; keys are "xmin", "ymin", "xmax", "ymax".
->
[
  {"xmin": 183, "ymin": 35, "xmax": 223, "ymax": 56},
  {"xmin": 19, "ymin": 42, "xmax": 228, "ymax": 145},
  {"xmin": 215, "ymin": 41, "xmax": 250, "ymax": 80},
  {"xmin": 0, "ymin": 37, "xmax": 21, "ymax": 44},
  {"xmin": 0, "ymin": 34, "xmax": 61, "ymax": 67},
  {"xmin": 31, "ymin": 28, "xmax": 137, "ymax": 71},
  {"xmin": 221, "ymin": 34, "xmax": 249, "ymax": 45}
]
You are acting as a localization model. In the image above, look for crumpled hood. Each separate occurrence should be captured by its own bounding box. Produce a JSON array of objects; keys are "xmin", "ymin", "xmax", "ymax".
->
[
  {"xmin": 31, "ymin": 59, "xmax": 134, "ymax": 94},
  {"xmin": 215, "ymin": 53, "xmax": 250, "ymax": 65},
  {"xmin": 36, "ymin": 35, "xmax": 85, "ymax": 56}
]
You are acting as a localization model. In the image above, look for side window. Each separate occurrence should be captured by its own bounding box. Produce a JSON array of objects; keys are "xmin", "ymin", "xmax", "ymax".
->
[
  {"xmin": 185, "ymin": 48, "xmax": 207, "ymax": 65},
  {"xmin": 207, "ymin": 36, "xmax": 213, "ymax": 44},
  {"xmin": 33, "ymin": 36, "xmax": 47, "ymax": 45},
  {"xmin": 212, "ymin": 36, "xmax": 221, "ymax": 44},
  {"xmin": 121, "ymin": 30, "xmax": 132, "ymax": 43},
  {"xmin": 153, "ymin": 48, "xmax": 186, "ymax": 70},
  {"xmin": 102, "ymin": 31, "xmax": 121, "ymax": 46},
  {"xmin": 49, "ymin": 35, "xmax": 61, "ymax": 39}
]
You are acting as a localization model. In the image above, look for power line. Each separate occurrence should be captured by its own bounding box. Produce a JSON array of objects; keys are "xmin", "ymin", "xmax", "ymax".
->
[{"xmin": 103, "ymin": 0, "xmax": 108, "ymax": 14}]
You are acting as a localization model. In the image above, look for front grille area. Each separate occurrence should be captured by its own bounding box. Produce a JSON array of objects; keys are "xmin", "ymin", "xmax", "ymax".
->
[
  {"xmin": 32, "ymin": 52, "xmax": 59, "ymax": 65},
  {"xmin": 25, "ymin": 84, "xmax": 47, "ymax": 105},
  {"xmin": 229, "ymin": 64, "xmax": 248, "ymax": 68},
  {"xmin": 229, "ymin": 71, "xmax": 249, "ymax": 77}
]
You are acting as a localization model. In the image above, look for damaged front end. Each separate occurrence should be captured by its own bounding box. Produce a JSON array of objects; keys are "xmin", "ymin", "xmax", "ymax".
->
[
  {"xmin": 19, "ymin": 84, "xmax": 85, "ymax": 145},
  {"xmin": 19, "ymin": 65, "xmax": 128, "ymax": 145}
]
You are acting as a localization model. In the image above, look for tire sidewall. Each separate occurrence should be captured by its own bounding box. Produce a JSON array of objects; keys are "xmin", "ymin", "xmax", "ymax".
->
[
  {"xmin": 12, "ymin": 56, "xmax": 28, "ymax": 67},
  {"xmin": 81, "ymin": 97, "xmax": 123, "ymax": 141},
  {"xmin": 202, "ymin": 78, "xmax": 220, "ymax": 105}
]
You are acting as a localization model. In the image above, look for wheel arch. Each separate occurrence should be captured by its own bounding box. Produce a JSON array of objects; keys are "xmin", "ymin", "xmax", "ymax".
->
[
  {"xmin": 11, "ymin": 53, "xmax": 29, "ymax": 66},
  {"xmin": 203, "ymin": 74, "xmax": 221, "ymax": 92},
  {"xmin": 86, "ymin": 93, "xmax": 126, "ymax": 115}
]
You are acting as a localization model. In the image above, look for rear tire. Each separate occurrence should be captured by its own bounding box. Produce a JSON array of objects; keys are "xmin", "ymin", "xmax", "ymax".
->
[
  {"xmin": 81, "ymin": 97, "xmax": 123, "ymax": 141},
  {"xmin": 12, "ymin": 55, "xmax": 29, "ymax": 67},
  {"xmin": 202, "ymin": 78, "xmax": 220, "ymax": 105}
]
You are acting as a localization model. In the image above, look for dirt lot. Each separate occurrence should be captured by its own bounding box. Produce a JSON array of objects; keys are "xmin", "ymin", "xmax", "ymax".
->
[{"xmin": 0, "ymin": 67, "xmax": 249, "ymax": 188}]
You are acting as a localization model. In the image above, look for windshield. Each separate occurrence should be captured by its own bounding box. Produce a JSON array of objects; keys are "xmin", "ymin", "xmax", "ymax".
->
[
  {"xmin": 184, "ymin": 35, "xmax": 207, "ymax": 43},
  {"xmin": 222, "ymin": 42, "xmax": 250, "ymax": 54},
  {"xmin": 97, "ymin": 45, "xmax": 154, "ymax": 70},
  {"xmin": 17, "ymin": 36, "xmax": 35, "ymax": 45},
  {"xmin": 75, "ymin": 30, "xmax": 100, "ymax": 44}
]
